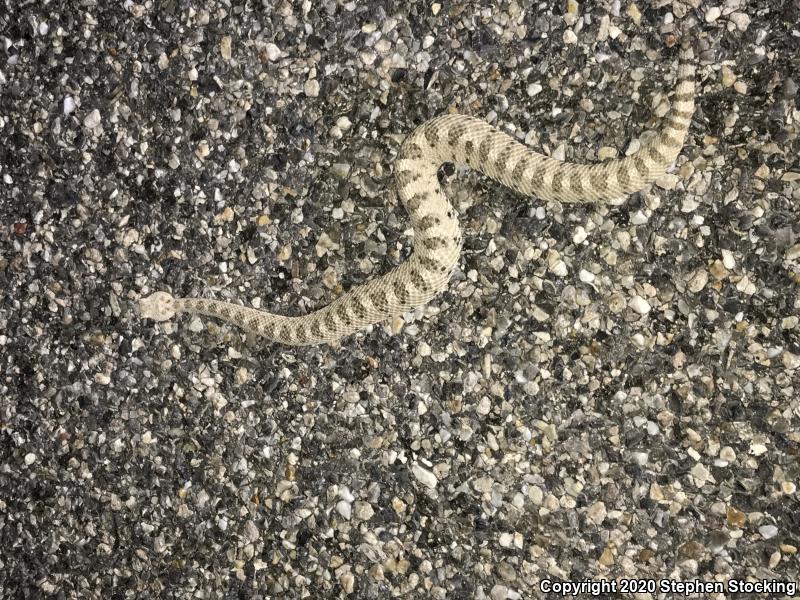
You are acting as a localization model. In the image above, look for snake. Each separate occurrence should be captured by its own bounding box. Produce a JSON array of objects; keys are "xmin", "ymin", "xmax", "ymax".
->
[{"xmin": 139, "ymin": 45, "xmax": 695, "ymax": 346}]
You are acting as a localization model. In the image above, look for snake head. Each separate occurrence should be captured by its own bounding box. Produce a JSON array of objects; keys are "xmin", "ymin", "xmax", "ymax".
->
[{"xmin": 139, "ymin": 291, "xmax": 178, "ymax": 322}]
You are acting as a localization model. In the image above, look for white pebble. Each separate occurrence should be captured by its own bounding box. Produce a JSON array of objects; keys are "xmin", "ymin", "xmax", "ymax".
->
[
  {"xmin": 24, "ymin": 452, "xmax": 37, "ymax": 465},
  {"xmin": 304, "ymin": 79, "xmax": 320, "ymax": 97},
  {"xmin": 550, "ymin": 260, "xmax": 568, "ymax": 277},
  {"xmin": 83, "ymin": 109, "xmax": 101, "ymax": 129},
  {"xmin": 759, "ymin": 525, "xmax": 778, "ymax": 539},
  {"xmin": 336, "ymin": 500, "xmax": 352, "ymax": 520},
  {"xmin": 63, "ymin": 96, "xmax": 75, "ymax": 116},
  {"xmin": 265, "ymin": 43, "xmax": 281, "ymax": 61},
  {"xmin": 629, "ymin": 295, "xmax": 651, "ymax": 315},
  {"xmin": 412, "ymin": 464, "xmax": 438, "ymax": 489},
  {"xmin": 705, "ymin": 6, "xmax": 722, "ymax": 22},
  {"xmin": 572, "ymin": 226, "xmax": 587, "ymax": 244},
  {"xmin": 562, "ymin": 29, "xmax": 578, "ymax": 44},
  {"xmin": 526, "ymin": 82, "xmax": 542, "ymax": 97},
  {"xmin": 578, "ymin": 269, "xmax": 594, "ymax": 283}
]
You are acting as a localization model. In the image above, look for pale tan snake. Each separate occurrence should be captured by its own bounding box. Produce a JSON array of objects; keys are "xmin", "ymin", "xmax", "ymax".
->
[{"xmin": 140, "ymin": 45, "xmax": 696, "ymax": 346}]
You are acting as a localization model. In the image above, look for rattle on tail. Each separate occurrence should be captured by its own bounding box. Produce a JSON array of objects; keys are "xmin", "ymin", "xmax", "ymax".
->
[{"xmin": 140, "ymin": 44, "xmax": 696, "ymax": 346}]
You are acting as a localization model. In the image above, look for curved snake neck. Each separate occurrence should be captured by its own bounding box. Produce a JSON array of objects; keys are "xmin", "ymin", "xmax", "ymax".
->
[{"xmin": 139, "ymin": 46, "xmax": 696, "ymax": 346}]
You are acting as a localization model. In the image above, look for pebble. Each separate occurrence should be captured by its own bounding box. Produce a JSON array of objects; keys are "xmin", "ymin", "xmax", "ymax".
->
[
  {"xmin": 687, "ymin": 269, "xmax": 708, "ymax": 293},
  {"xmin": 705, "ymin": 6, "xmax": 722, "ymax": 22},
  {"xmin": 220, "ymin": 36, "xmax": 232, "ymax": 60},
  {"xmin": 264, "ymin": 43, "xmax": 281, "ymax": 61},
  {"xmin": 412, "ymin": 464, "xmax": 438, "ymax": 489},
  {"xmin": 629, "ymin": 295, "xmax": 651, "ymax": 315},
  {"xmin": 304, "ymin": 79, "xmax": 320, "ymax": 97},
  {"xmin": 83, "ymin": 109, "xmax": 101, "ymax": 129},
  {"xmin": 759, "ymin": 525, "xmax": 778, "ymax": 539}
]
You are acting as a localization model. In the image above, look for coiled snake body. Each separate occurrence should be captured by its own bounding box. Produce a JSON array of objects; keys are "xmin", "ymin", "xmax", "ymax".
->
[{"xmin": 140, "ymin": 47, "xmax": 695, "ymax": 346}]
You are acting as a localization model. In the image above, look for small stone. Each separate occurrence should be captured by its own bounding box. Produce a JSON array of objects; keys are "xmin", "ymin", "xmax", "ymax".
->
[
  {"xmin": 705, "ymin": 6, "xmax": 721, "ymax": 22},
  {"xmin": 719, "ymin": 446, "xmax": 736, "ymax": 462},
  {"xmin": 336, "ymin": 116, "xmax": 352, "ymax": 131},
  {"xmin": 572, "ymin": 226, "xmax": 587, "ymax": 244},
  {"xmin": 782, "ymin": 352, "xmax": 799, "ymax": 370},
  {"xmin": 490, "ymin": 585, "xmax": 509, "ymax": 600},
  {"xmin": 497, "ymin": 561, "xmax": 516, "ymax": 582},
  {"xmin": 331, "ymin": 163, "xmax": 350, "ymax": 179},
  {"xmin": 336, "ymin": 500, "xmax": 352, "ymax": 520},
  {"xmin": 304, "ymin": 79, "xmax": 320, "ymax": 97},
  {"xmin": 63, "ymin": 96, "xmax": 75, "ymax": 116},
  {"xmin": 353, "ymin": 501, "xmax": 374, "ymax": 520},
  {"xmin": 728, "ymin": 12, "xmax": 751, "ymax": 31},
  {"xmin": 629, "ymin": 295, "xmax": 651, "ymax": 315},
  {"xmin": 649, "ymin": 483, "xmax": 665, "ymax": 502},
  {"xmin": 526, "ymin": 82, "xmax": 543, "ymax": 97},
  {"xmin": 264, "ymin": 43, "xmax": 281, "ymax": 61},
  {"xmin": 277, "ymin": 245, "xmax": 291, "ymax": 261},
  {"xmin": 217, "ymin": 206, "xmax": 235, "ymax": 223},
  {"xmin": 677, "ymin": 540, "xmax": 704, "ymax": 559},
  {"xmin": 24, "ymin": 452, "xmax": 37, "ymax": 465},
  {"xmin": 598, "ymin": 547, "xmax": 615, "ymax": 566},
  {"xmin": 721, "ymin": 65, "xmax": 736, "ymax": 87},
  {"xmin": 83, "ymin": 109, "xmax": 101, "ymax": 129},
  {"xmin": 196, "ymin": 140, "xmax": 210, "ymax": 158},
  {"xmin": 562, "ymin": 29, "xmax": 578, "ymax": 44},
  {"xmin": 220, "ymin": 36, "xmax": 232, "ymax": 60},
  {"xmin": 586, "ymin": 501, "xmax": 607, "ymax": 525},
  {"xmin": 627, "ymin": 3, "xmax": 641, "ymax": 26},
  {"xmin": 690, "ymin": 463, "xmax": 714, "ymax": 487},
  {"xmin": 687, "ymin": 269, "xmax": 708, "ymax": 293},
  {"xmin": 598, "ymin": 146, "xmax": 617, "ymax": 161},
  {"xmin": 412, "ymin": 464, "xmax": 438, "ymax": 489},
  {"xmin": 392, "ymin": 497, "xmax": 407, "ymax": 514},
  {"xmin": 727, "ymin": 506, "xmax": 746, "ymax": 528},
  {"xmin": 759, "ymin": 525, "xmax": 778, "ymax": 539},
  {"xmin": 340, "ymin": 572, "xmax": 355, "ymax": 594},
  {"xmin": 750, "ymin": 442, "xmax": 768, "ymax": 456}
]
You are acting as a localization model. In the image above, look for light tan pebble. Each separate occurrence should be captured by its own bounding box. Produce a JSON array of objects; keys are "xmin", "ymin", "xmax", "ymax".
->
[
  {"xmin": 196, "ymin": 140, "xmax": 210, "ymax": 158},
  {"xmin": 687, "ymin": 269, "xmax": 708, "ymax": 293},
  {"xmin": 220, "ymin": 36, "xmax": 232, "ymax": 60},
  {"xmin": 783, "ymin": 351, "xmax": 799, "ymax": 370},
  {"xmin": 598, "ymin": 146, "xmax": 618, "ymax": 161},
  {"xmin": 721, "ymin": 65, "xmax": 736, "ymax": 87},
  {"xmin": 627, "ymin": 3, "xmax": 641, "ymax": 25}
]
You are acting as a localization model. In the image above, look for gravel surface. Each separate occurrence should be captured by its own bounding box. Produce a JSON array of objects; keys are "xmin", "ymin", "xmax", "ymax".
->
[{"xmin": 1, "ymin": 0, "xmax": 799, "ymax": 598}]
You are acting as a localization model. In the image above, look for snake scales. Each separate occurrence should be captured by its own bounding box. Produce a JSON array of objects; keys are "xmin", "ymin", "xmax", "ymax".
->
[{"xmin": 140, "ymin": 45, "xmax": 695, "ymax": 346}]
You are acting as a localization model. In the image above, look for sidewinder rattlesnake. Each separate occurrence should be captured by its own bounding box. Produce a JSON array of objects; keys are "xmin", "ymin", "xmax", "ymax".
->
[{"xmin": 140, "ymin": 45, "xmax": 696, "ymax": 346}]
